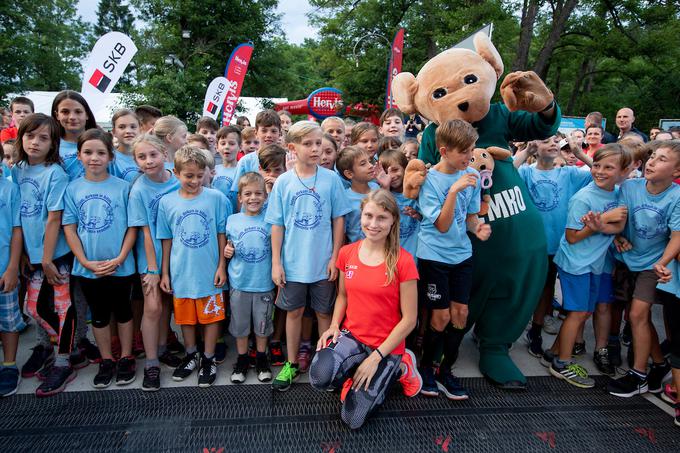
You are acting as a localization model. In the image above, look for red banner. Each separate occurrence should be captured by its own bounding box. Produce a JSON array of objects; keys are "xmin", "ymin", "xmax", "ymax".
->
[
  {"xmin": 385, "ymin": 28, "xmax": 405, "ymax": 109},
  {"xmin": 221, "ymin": 43, "xmax": 254, "ymax": 126},
  {"xmin": 274, "ymin": 88, "xmax": 344, "ymax": 120}
]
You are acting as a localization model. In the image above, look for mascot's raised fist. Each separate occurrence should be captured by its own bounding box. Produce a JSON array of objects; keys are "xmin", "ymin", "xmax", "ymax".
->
[{"xmin": 499, "ymin": 71, "xmax": 554, "ymax": 113}]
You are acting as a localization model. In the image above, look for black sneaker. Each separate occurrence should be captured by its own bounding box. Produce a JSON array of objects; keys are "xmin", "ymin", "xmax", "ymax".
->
[
  {"xmin": 167, "ymin": 330, "xmax": 185, "ymax": 354},
  {"xmin": 215, "ymin": 340, "xmax": 227, "ymax": 364},
  {"xmin": 35, "ymin": 366, "xmax": 76, "ymax": 397},
  {"xmin": 648, "ymin": 361, "xmax": 672, "ymax": 394},
  {"xmin": 69, "ymin": 349, "xmax": 89, "ymax": 370},
  {"xmin": 269, "ymin": 341, "xmax": 285, "ymax": 366},
  {"xmin": 173, "ymin": 352, "xmax": 200, "ymax": 381},
  {"xmin": 608, "ymin": 370, "xmax": 648, "ymax": 397},
  {"xmin": 142, "ymin": 366, "xmax": 161, "ymax": 392},
  {"xmin": 608, "ymin": 340, "xmax": 622, "ymax": 367},
  {"xmin": 116, "ymin": 356, "xmax": 136, "ymax": 385},
  {"xmin": 92, "ymin": 359, "xmax": 116, "ymax": 389},
  {"xmin": 21, "ymin": 345, "xmax": 54, "ymax": 378},
  {"xmin": 526, "ymin": 330, "xmax": 543, "ymax": 358},
  {"xmin": 198, "ymin": 355, "xmax": 217, "ymax": 388},
  {"xmin": 159, "ymin": 350, "xmax": 182, "ymax": 368},
  {"xmin": 78, "ymin": 338, "xmax": 102, "ymax": 363},
  {"xmin": 621, "ymin": 323, "xmax": 632, "ymax": 347},
  {"xmin": 420, "ymin": 366, "xmax": 439, "ymax": 397},
  {"xmin": 231, "ymin": 354, "xmax": 249, "ymax": 384},
  {"xmin": 540, "ymin": 349, "xmax": 556, "ymax": 368},
  {"xmin": 256, "ymin": 353, "xmax": 272, "ymax": 382},
  {"xmin": 594, "ymin": 347, "xmax": 615, "ymax": 376},
  {"xmin": 572, "ymin": 341, "xmax": 586, "ymax": 356},
  {"xmin": 435, "ymin": 371, "xmax": 469, "ymax": 400}
]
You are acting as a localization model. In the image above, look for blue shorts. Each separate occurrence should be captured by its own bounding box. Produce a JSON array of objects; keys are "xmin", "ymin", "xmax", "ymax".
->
[
  {"xmin": 557, "ymin": 267, "xmax": 600, "ymax": 312},
  {"xmin": 0, "ymin": 287, "xmax": 26, "ymax": 333},
  {"xmin": 597, "ymin": 273, "xmax": 614, "ymax": 304}
]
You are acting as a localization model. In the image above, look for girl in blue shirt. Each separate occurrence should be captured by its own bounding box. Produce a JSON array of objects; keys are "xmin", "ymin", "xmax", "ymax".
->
[
  {"xmin": 51, "ymin": 90, "xmax": 97, "ymax": 181},
  {"xmin": 63, "ymin": 129, "xmax": 138, "ymax": 390},
  {"xmin": 127, "ymin": 134, "xmax": 181, "ymax": 391},
  {"xmin": 11, "ymin": 113, "xmax": 75, "ymax": 397},
  {"xmin": 110, "ymin": 109, "xmax": 142, "ymax": 183}
]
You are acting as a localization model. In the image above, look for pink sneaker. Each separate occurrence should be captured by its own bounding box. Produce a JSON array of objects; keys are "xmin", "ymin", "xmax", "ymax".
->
[
  {"xmin": 662, "ymin": 383, "xmax": 677, "ymax": 405},
  {"xmin": 398, "ymin": 348, "xmax": 422, "ymax": 397},
  {"xmin": 296, "ymin": 343, "xmax": 313, "ymax": 373}
]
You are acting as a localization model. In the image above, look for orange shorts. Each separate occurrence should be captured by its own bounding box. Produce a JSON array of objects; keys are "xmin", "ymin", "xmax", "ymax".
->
[{"xmin": 173, "ymin": 293, "xmax": 226, "ymax": 325}]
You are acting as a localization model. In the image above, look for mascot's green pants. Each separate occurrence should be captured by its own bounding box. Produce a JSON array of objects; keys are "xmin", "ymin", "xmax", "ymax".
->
[
  {"xmin": 469, "ymin": 158, "xmax": 547, "ymax": 388},
  {"xmin": 419, "ymin": 102, "xmax": 559, "ymax": 388}
]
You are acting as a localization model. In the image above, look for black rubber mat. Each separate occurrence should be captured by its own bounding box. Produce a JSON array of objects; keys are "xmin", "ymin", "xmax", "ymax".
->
[{"xmin": 1, "ymin": 376, "xmax": 679, "ymax": 452}]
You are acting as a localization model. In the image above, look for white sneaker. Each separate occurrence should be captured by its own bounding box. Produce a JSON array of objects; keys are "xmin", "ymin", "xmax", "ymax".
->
[{"xmin": 543, "ymin": 315, "xmax": 561, "ymax": 335}]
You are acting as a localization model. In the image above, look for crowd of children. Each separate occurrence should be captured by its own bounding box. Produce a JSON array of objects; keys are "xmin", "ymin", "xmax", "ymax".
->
[{"xmin": 1, "ymin": 92, "xmax": 680, "ymax": 429}]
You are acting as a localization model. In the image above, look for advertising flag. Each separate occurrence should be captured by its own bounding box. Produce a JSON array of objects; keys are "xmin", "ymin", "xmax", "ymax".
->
[
  {"xmin": 385, "ymin": 28, "xmax": 405, "ymax": 109},
  {"xmin": 81, "ymin": 32, "xmax": 137, "ymax": 110},
  {"xmin": 221, "ymin": 43, "xmax": 254, "ymax": 126},
  {"xmin": 202, "ymin": 77, "xmax": 229, "ymax": 120}
]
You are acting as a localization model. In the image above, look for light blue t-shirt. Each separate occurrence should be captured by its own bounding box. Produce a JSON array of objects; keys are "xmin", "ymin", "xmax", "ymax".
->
[
  {"xmin": 0, "ymin": 179, "xmax": 21, "ymax": 279},
  {"xmin": 618, "ymin": 178, "xmax": 680, "ymax": 272},
  {"xmin": 416, "ymin": 167, "xmax": 481, "ymax": 265},
  {"xmin": 11, "ymin": 162, "xmax": 70, "ymax": 264},
  {"xmin": 519, "ymin": 165, "xmax": 591, "ymax": 255},
  {"xmin": 229, "ymin": 151, "xmax": 259, "ymax": 195},
  {"xmin": 213, "ymin": 165, "xmax": 238, "ymax": 208},
  {"xmin": 62, "ymin": 175, "xmax": 135, "ymax": 278},
  {"xmin": 1, "ymin": 163, "xmax": 11, "ymax": 180},
  {"xmin": 59, "ymin": 139, "xmax": 84, "ymax": 181},
  {"xmin": 156, "ymin": 188, "xmax": 228, "ymax": 299},
  {"xmin": 265, "ymin": 166, "xmax": 351, "ymax": 283},
  {"xmin": 553, "ymin": 182, "xmax": 619, "ymax": 275},
  {"xmin": 111, "ymin": 150, "xmax": 141, "ymax": 183},
  {"xmin": 393, "ymin": 191, "xmax": 420, "ymax": 258},
  {"xmin": 344, "ymin": 182, "xmax": 380, "ymax": 243},
  {"xmin": 226, "ymin": 212, "xmax": 274, "ymax": 292},
  {"xmin": 127, "ymin": 172, "xmax": 180, "ymax": 274}
]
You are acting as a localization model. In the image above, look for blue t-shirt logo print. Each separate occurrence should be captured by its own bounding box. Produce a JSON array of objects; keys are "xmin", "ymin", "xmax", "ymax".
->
[
  {"xmin": 530, "ymin": 179, "xmax": 560, "ymax": 212},
  {"xmin": 236, "ymin": 226, "xmax": 270, "ymax": 263},
  {"xmin": 292, "ymin": 190, "xmax": 324, "ymax": 230},
  {"xmin": 632, "ymin": 204, "xmax": 665, "ymax": 240},
  {"xmin": 19, "ymin": 178, "xmax": 42, "ymax": 217},
  {"xmin": 177, "ymin": 210, "xmax": 211, "ymax": 248},
  {"xmin": 78, "ymin": 194, "xmax": 115, "ymax": 233}
]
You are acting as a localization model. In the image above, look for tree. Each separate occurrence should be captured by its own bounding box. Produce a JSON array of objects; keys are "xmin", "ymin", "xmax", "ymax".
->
[
  {"xmin": 0, "ymin": 0, "xmax": 90, "ymax": 100},
  {"xmin": 94, "ymin": 0, "xmax": 135, "ymax": 37}
]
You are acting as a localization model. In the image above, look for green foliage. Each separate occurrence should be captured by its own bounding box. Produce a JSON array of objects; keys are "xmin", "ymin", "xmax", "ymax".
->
[{"xmin": 0, "ymin": 0, "xmax": 90, "ymax": 99}]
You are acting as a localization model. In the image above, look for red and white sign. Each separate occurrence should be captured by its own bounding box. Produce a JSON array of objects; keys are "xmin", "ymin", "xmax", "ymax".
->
[
  {"xmin": 274, "ymin": 88, "xmax": 344, "ymax": 120},
  {"xmin": 81, "ymin": 32, "xmax": 137, "ymax": 110},
  {"xmin": 221, "ymin": 43, "xmax": 254, "ymax": 126},
  {"xmin": 385, "ymin": 28, "xmax": 405, "ymax": 109},
  {"xmin": 202, "ymin": 76, "xmax": 229, "ymax": 120}
]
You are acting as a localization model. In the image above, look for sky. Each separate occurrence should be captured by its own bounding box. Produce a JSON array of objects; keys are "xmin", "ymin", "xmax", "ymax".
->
[{"xmin": 77, "ymin": 0, "xmax": 318, "ymax": 45}]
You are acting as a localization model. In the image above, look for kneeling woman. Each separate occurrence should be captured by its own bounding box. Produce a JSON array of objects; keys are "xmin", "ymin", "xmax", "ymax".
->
[{"xmin": 310, "ymin": 189, "xmax": 421, "ymax": 429}]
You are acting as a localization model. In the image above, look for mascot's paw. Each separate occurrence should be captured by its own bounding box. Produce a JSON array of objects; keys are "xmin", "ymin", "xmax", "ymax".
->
[
  {"xmin": 500, "ymin": 71, "xmax": 554, "ymax": 113},
  {"xmin": 403, "ymin": 159, "xmax": 427, "ymax": 200},
  {"xmin": 478, "ymin": 345, "xmax": 527, "ymax": 391}
]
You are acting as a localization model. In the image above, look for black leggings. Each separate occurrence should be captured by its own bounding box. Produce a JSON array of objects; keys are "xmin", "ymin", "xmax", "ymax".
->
[
  {"xmin": 77, "ymin": 276, "xmax": 133, "ymax": 328},
  {"xmin": 659, "ymin": 290, "xmax": 680, "ymax": 369},
  {"xmin": 309, "ymin": 331, "xmax": 401, "ymax": 429}
]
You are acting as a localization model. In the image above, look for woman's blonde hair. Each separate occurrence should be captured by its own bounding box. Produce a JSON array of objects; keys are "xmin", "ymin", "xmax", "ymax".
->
[
  {"xmin": 131, "ymin": 133, "xmax": 167, "ymax": 160},
  {"xmin": 360, "ymin": 189, "xmax": 401, "ymax": 285},
  {"xmin": 151, "ymin": 115, "xmax": 186, "ymax": 142},
  {"xmin": 286, "ymin": 120, "xmax": 321, "ymax": 144}
]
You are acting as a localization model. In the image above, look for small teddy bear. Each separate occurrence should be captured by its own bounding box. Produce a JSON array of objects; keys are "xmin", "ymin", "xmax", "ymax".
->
[{"xmin": 469, "ymin": 146, "xmax": 511, "ymax": 216}]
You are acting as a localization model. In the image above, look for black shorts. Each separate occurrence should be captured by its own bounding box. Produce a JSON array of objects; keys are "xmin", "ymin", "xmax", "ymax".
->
[{"xmin": 418, "ymin": 257, "xmax": 473, "ymax": 310}]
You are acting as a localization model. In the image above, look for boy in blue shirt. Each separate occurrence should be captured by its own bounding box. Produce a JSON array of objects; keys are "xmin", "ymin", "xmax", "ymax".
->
[
  {"xmin": 417, "ymin": 119, "xmax": 490, "ymax": 400},
  {"xmin": 514, "ymin": 136, "xmax": 592, "ymax": 356},
  {"xmin": 549, "ymin": 144, "xmax": 630, "ymax": 388},
  {"xmin": 0, "ymin": 171, "xmax": 25, "ymax": 397},
  {"xmin": 213, "ymin": 126, "xmax": 240, "ymax": 207},
  {"xmin": 608, "ymin": 141, "xmax": 680, "ymax": 398},
  {"xmin": 157, "ymin": 145, "xmax": 229, "ymax": 388},
  {"xmin": 336, "ymin": 146, "xmax": 388, "ymax": 243},
  {"xmin": 224, "ymin": 172, "xmax": 275, "ymax": 384},
  {"xmin": 266, "ymin": 121, "xmax": 351, "ymax": 391},
  {"xmin": 230, "ymin": 110, "xmax": 282, "ymax": 204}
]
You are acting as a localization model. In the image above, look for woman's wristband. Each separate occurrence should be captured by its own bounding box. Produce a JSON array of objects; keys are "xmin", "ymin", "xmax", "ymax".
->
[{"xmin": 147, "ymin": 269, "xmax": 160, "ymax": 275}]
